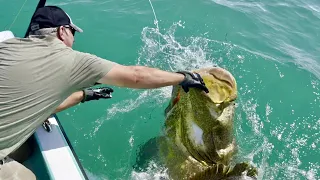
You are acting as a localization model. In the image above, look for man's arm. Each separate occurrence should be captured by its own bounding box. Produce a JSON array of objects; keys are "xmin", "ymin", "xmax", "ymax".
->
[
  {"xmin": 44, "ymin": 92, "xmax": 84, "ymax": 132},
  {"xmin": 54, "ymin": 64, "xmax": 207, "ymax": 113},
  {"xmin": 72, "ymin": 51, "xmax": 206, "ymax": 92},
  {"xmin": 98, "ymin": 65, "xmax": 185, "ymax": 88},
  {"xmin": 54, "ymin": 91, "xmax": 84, "ymax": 113},
  {"xmin": 53, "ymin": 87, "xmax": 113, "ymax": 114}
]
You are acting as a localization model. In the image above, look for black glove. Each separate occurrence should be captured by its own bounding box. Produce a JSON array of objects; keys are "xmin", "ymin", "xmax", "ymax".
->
[
  {"xmin": 177, "ymin": 71, "xmax": 209, "ymax": 93},
  {"xmin": 81, "ymin": 87, "xmax": 114, "ymax": 103}
]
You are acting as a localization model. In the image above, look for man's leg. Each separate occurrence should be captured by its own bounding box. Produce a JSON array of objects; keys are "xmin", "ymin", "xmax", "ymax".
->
[
  {"xmin": 8, "ymin": 138, "xmax": 33, "ymax": 163},
  {"xmin": 0, "ymin": 157, "xmax": 36, "ymax": 180}
]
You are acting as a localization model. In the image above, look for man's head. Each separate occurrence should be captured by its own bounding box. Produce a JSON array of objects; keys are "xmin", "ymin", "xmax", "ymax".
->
[{"xmin": 29, "ymin": 6, "xmax": 83, "ymax": 47}]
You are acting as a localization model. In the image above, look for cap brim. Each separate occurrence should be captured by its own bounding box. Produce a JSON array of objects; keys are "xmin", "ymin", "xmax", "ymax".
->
[
  {"xmin": 65, "ymin": 12, "xmax": 83, "ymax": 33},
  {"xmin": 70, "ymin": 23, "xmax": 83, "ymax": 33}
]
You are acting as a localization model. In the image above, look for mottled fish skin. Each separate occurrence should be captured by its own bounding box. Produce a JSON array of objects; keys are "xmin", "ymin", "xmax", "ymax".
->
[{"xmin": 161, "ymin": 67, "xmax": 258, "ymax": 180}]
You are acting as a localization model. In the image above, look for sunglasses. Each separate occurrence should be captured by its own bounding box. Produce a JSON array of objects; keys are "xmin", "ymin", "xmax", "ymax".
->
[{"xmin": 63, "ymin": 25, "xmax": 76, "ymax": 36}]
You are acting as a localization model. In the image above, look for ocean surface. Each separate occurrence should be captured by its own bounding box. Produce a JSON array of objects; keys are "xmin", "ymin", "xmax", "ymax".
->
[{"xmin": 1, "ymin": 0, "xmax": 319, "ymax": 179}]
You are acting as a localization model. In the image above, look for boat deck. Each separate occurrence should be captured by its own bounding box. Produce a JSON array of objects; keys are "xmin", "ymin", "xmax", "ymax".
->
[
  {"xmin": 22, "ymin": 116, "xmax": 88, "ymax": 180},
  {"xmin": 23, "ymin": 135, "xmax": 50, "ymax": 179}
]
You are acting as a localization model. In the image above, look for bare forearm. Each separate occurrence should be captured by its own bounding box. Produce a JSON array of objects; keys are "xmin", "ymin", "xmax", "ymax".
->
[
  {"xmin": 54, "ymin": 91, "xmax": 84, "ymax": 113},
  {"xmin": 131, "ymin": 66, "xmax": 184, "ymax": 88},
  {"xmin": 101, "ymin": 65, "xmax": 185, "ymax": 89}
]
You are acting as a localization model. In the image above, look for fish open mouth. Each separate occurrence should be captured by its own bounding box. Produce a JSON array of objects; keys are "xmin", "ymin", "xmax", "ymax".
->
[{"xmin": 194, "ymin": 67, "xmax": 237, "ymax": 104}]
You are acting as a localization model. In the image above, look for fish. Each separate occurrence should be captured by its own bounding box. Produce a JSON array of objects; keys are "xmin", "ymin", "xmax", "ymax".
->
[
  {"xmin": 161, "ymin": 67, "xmax": 257, "ymax": 180},
  {"xmin": 134, "ymin": 67, "xmax": 257, "ymax": 180}
]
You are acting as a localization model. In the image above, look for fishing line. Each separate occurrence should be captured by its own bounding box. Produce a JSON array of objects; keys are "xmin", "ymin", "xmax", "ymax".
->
[
  {"xmin": 7, "ymin": 0, "xmax": 29, "ymax": 30},
  {"xmin": 148, "ymin": 0, "xmax": 159, "ymax": 31},
  {"xmin": 148, "ymin": 0, "xmax": 161, "ymax": 46},
  {"xmin": 124, "ymin": 1, "xmax": 165, "ymax": 177}
]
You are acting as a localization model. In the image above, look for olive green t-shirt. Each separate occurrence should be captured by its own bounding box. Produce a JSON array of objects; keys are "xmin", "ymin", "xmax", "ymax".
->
[{"xmin": 0, "ymin": 35, "xmax": 116, "ymax": 159}]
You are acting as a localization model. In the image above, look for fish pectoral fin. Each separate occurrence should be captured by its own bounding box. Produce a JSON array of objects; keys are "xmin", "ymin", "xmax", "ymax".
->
[{"xmin": 226, "ymin": 162, "xmax": 258, "ymax": 179}]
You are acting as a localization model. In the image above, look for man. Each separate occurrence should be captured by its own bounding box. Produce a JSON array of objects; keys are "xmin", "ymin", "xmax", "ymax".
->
[{"xmin": 0, "ymin": 6, "xmax": 209, "ymax": 179}]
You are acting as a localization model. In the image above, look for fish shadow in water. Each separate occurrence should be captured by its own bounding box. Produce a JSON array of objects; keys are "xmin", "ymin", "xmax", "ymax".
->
[{"xmin": 133, "ymin": 136, "xmax": 165, "ymax": 171}]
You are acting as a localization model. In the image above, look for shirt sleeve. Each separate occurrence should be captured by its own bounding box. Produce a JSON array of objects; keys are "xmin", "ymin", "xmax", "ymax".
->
[{"xmin": 68, "ymin": 50, "xmax": 117, "ymax": 91}]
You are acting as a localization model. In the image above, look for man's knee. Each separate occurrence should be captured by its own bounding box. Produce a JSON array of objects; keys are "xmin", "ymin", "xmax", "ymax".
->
[{"xmin": 0, "ymin": 157, "xmax": 36, "ymax": 180}]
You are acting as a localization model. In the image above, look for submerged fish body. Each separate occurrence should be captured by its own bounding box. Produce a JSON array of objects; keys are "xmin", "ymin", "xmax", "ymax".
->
[{"xmin": 160, "ymin": 67, "xmax": 257, "ymax": 180}]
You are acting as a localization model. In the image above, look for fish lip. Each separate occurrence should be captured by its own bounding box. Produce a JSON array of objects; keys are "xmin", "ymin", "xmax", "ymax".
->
[
  {"xmin": 194, "ymin": 67, "xmax": 238, "ymax": 102},
  {"xmin": 209, "ymin": 72, "xmax": 234, "ymax": 89},
  {"xmin": 195, "ymin": 67, "xmax": 236, "ymax": 88},
  {"xmin": 210, "ymin": 67, "xmax": 236, "ymax": 88}
]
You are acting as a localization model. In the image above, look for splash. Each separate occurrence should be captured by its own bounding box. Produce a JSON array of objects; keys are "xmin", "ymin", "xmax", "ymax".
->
[
  {"xmin": 131, "ymin": 161, "xmax": 169, "ymax": 180},
  {"xmin": 85, "ymin": 169, "xmax": 109, "ymax": 180},
  {"xmin": 138, "ymin": 21, "xmax": 217, "ymax": 71}
]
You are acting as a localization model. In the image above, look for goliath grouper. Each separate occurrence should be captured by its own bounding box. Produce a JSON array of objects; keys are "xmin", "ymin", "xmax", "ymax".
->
[{"xmin": 135, "ymin": 67, "xmax": 258, "ymax": 180}]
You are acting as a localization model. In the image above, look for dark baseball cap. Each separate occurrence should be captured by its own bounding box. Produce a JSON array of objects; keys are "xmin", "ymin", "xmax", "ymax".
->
[{"xmin": 30, "ymin": 6, "xmax": 83, "ymax": 33}]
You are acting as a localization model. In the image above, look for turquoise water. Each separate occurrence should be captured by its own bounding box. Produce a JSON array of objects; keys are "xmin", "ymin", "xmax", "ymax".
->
[{"xmin": 1, "ymin": 0, "xmax": 320, "ymax": 179}]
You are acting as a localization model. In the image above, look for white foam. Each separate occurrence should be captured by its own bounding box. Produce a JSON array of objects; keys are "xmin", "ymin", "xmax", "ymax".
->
[
  {"xmin": 131, "ymin": 161, "xmax": 169, "ymax": 180},
  {"xmin": 85, "ymin": 168, "xmax": 109, "ymax": 180}
]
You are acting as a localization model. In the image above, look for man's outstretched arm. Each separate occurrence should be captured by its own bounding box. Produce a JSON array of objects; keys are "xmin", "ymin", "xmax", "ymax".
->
[
  {"xmin": 54, "ymin": 91, "xmax": 84, "ymax": 113},
  {"xmin": 97, "ymin": 64, "xmax": 209, "ymax": 93},
  {"xmin": 98, "ymin": 65, "xmax": 184, "ymax": 88}
]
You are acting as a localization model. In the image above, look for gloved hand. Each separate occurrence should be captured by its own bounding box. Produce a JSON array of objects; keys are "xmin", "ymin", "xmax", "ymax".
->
[
  {"xmin": 177, "ymin": 71, "xmax": 209, "ymax": 93},
  {"xmin": 81, "ymin": 87, "xmax": 114, "ymax": 103}
]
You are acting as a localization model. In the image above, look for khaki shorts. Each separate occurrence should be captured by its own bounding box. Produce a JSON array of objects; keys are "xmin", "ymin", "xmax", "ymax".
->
[{"xmin": 0, "ymin": 157, "xmax": 36, "ymax": 180}]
